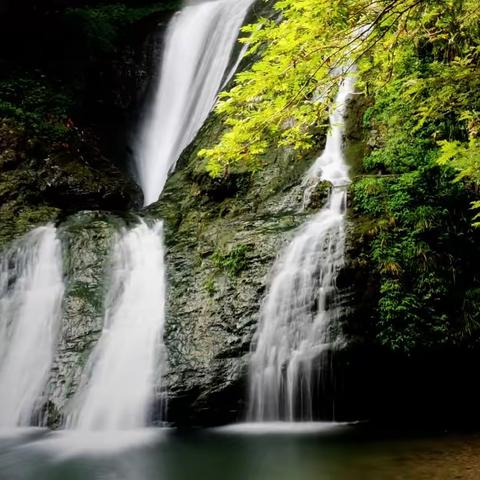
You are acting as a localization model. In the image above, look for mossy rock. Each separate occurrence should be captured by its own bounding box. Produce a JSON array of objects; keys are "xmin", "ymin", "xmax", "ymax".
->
[{"xmin": 306, "ymin": 180, "xmax": 332, "ymax": 210}]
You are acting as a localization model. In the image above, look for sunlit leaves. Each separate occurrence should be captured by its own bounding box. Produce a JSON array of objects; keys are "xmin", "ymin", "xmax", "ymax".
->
[
  {"xmin": 200, "ymin": 0, "xmax": 480, "ymax": 197},
  {"xmin": 198, "ymin": 0, "xmax": 480, "ymax": 351},
  {"xmin": 201, "ymin": 0, "xmax": 437, "ymax": 174}
]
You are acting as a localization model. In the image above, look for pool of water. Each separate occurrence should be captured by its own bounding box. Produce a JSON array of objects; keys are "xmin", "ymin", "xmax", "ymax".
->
[{"xmin": 1, "ymin": 423, "xmax": 479, "ymax": 480}]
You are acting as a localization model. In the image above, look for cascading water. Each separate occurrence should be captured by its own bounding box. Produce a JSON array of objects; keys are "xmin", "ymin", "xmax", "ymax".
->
[
  {"xmin": 67, "ymin": 222, "xmax": 166, "ymax": 431},
  {"xmin": 0, "ymin": 225, "xmax": 64, "ymax": 427},
  {"xmin": 66, "ymin": 0, "xmax": 254, "ymax": 432},
  {"xmin": 247, "ymin": 76, "xmax": 355, "ymax": 422},
  {"xmin": 135, "ymin": 0, "xmax": 255, "ymax": 206}
]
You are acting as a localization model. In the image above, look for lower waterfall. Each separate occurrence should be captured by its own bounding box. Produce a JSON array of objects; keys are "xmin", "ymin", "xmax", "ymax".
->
[
  {"xmin": 65, "ymin": 0, "xmax": 254, "ymax": 430},
  {"xmin": 0, "ymin": 225, "xmax": 64, "ymax": 427},
  {"xmin": 247, "ymin": 77, "xmax": 355, "ymax": 422},
  {"xmin": 67, "ymin": 222, "xmax": 167, "ymax": 431}
]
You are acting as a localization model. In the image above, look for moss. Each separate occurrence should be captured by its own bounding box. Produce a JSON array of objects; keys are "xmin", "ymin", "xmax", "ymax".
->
[
  {"xmin": 204, "ymin": 277, "xmax": 217, "ymax": 297},
  {"xmin": 211, "ymin": 244, "xmax": 251, "ymax": 278},
  {"xmin": 0, "ymin": 202, "xmax": 60, "ymax": 249},
  {"xmin": 69, "ymin": 283, "xmax": 103, "ymax": 311}
]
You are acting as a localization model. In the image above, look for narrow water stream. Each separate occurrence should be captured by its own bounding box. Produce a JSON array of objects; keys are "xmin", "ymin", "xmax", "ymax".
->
[
  {"xmin": 248, "ymin": 77, "xmax": 355, "ymax": 421},
  {"xmin": 0, "ymin": 226, "xmax": 64, "ymax": 428},
  {"xmin": 66, "ymin": 222, "xmax": 167, "ymax": 431}
]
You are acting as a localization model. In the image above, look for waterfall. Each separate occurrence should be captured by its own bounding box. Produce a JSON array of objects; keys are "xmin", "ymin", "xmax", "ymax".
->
[
  {"xmin": 0, "ymin": 225, "xmax": 64, "ymax": 427},
  {"xmin": 135, "ymin": 0, "xmax": 255, "ymax": 206},
  {"xmin": 66, "ymin": 0, "xmax": 253, "ymax": 431},
  {"xmin": 67, "ymin": 222, "xmax": 167, "ymax": 431},
  {"xmin": 247, "ymin": 76, "xmax": 355, "ymax": 422}
]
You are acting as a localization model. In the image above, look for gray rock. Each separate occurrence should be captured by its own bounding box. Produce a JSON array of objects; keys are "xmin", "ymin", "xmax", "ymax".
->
[{"xmin": 45, "ymin": 212, "xmax": 123, "ymax": 426}]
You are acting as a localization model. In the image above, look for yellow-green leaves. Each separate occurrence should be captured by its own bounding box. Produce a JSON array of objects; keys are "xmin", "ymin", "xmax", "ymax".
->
[
  {"xmin": 200, "ymin": 0, "xmax": 436, "ymax": 174},
  {"xmin": 438, "ymin": 138, "xmax": 480, "ymax": 224},
  {"xmin": 199, "ymin": 0, "xmax": 480, "ymax": 228}
]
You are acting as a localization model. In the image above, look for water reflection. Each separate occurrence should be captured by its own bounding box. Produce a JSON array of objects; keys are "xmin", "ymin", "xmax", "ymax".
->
[
  {"xmin": 214, "ymin": 422, "xmax": 351, "ymax": 435},
  {"xmin": 0, "ymin": 429, "xmax": 163, "ymax": 480},
  {"xmin": 26, "ymin": 429, "xmax": 165, "ymax": 459},
  {"xmin": 1, "ymin": 425, "xmax": 480, "ymax": 480}
]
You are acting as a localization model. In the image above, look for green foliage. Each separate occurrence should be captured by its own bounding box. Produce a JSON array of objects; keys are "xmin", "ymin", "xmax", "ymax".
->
[
  {"xmin": 199, "ymin": 0, "xmax": 480, "ymax": 352},
  {"xmin": 200, "ymin": 0, "xmax": 479, "ymax": 199},
  {"xmin": 463, "ymin": 288, "xmax": 480, "ymax": 335},
  {"xmin": 64, "ymin": 2, "xmax": 179, "ymax": 55},
  {"xmin": 0, "ymin": 74, "xmax": 73, "ymax": 142},
  {"xmin": 352, "ymin": 161, "xmax": 479, "ymax": 353},
  {"xmin": 438, "ymin": 139, "xmax": 480, "ymax": 225},
  {"xmin": 203, "ymin": 277, "xmax": 217, "ymax": 297},
  {"xmin": 211, "ymin": 244, "xmax": 250, "ymax": 277},
  {"xmin": 351, "ymin": 48, "xmax": 480, "ymax": 353}
]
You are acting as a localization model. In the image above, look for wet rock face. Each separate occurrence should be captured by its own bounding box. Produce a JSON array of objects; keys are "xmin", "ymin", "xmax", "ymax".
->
[
  {"xmin": 0, "ymin": 117, "xmax": 142, "ymax": 248},
  {"xmin": 45, "ymin": 212, "xmax": 120, "ymax": 426},
  {"xmin": 1, "ymin": 0, "xmax": 340, "ymax": 427},
  {"xmin": 83, "ymin": 9, "xmax": 176, "ymax": 169},
  {"xmin": 142, "ymin": 89, "xmax": 365, "ymax": 427},
  {"xmin": 163, "ymin": 210, "xmax": 303, "ymax": 426},
  {"xmin": 147, "ymin": 111, "xmax": 326, "ymax": 426},
  {"xmin": 41, "ymin": 141, "xmax": 322, "ymax": 428}
]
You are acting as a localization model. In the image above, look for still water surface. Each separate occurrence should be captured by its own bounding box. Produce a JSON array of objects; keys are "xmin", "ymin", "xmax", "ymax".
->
[{"xmin": 1, "ymin": 423, "xmax": 479, "ymax": 480}]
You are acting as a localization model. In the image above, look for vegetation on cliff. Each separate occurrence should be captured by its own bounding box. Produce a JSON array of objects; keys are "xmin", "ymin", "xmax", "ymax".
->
[
  {"xmin": 0, "ymin": 2, "xmax": 180, "ymax": 245},
  {"xmin": 200, "ymin": 0, "xmax": 480, "ymax": 353}
]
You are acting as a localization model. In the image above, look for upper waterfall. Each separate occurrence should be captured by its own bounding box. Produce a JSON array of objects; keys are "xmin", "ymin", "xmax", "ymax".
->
[
  {"xmin": 0, "ymin": 225, "xmax": 64, "ymax": 427},
  {"xmin": 135, "ymin": 0, "xmax": 255, "ymax": 206},
  {"xmin": 248, "ymin": 76, "xmax": 355, "ymax": 422},
  {"xmin": 67, "ymin": 222, "xmax": 167, "ymax": 431}
]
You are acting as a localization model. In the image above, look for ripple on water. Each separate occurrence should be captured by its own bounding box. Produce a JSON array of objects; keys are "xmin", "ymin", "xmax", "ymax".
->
[{"xmin": 22, "ymin": 428, "xmax": 169, "ymax": 460}]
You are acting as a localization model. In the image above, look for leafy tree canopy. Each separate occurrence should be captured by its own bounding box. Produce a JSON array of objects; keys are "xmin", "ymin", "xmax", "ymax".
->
[
  {"xmin": 200, "ymin": 0, "xmax": 479, "ymax": 200},
  {"xmin": 198, "ymin": 0, "xmax": 480, "ymax": 353}
]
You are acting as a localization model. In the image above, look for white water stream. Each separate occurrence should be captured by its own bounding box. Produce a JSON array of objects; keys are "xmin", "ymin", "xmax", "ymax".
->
[
  {"xmin": 248, "ymin": 77, "xmax": 355, "ymax": 422},
  {"xmin": 65, "ymin": 0, "xmax": 253, "ymax": 431},
  {"xmin": 0, "ymin": 226, "xmax": 64, "ymax": 427},
  {"xmin": 67, "ymin": 222, "xmax": 166, "ymax": 431},
  {"xmin": 135, "ymin": 0, "xmax": 255, "ymax": 206},
  {"xmin": 67, "ymin": 0, "xmax": 254, "ymax": 431}
]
